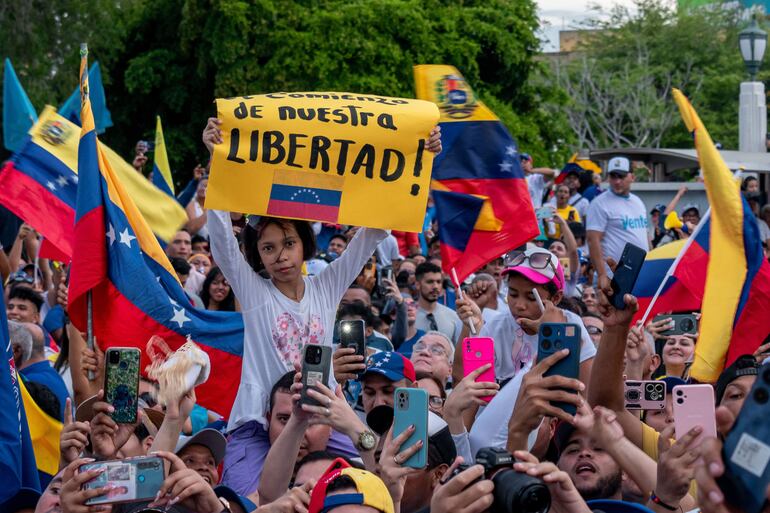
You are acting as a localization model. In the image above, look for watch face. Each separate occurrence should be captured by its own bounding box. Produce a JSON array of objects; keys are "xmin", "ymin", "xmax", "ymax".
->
[{"xmin": 360, "ymin": 431, "xmax": 376, "ymax": 450}]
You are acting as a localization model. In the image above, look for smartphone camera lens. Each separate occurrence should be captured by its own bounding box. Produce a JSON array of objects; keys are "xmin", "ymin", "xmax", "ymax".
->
[
  {"xmin": 625, "ymin": 390, "xmax": 640, "ymax": 401},
  {"xmin": 542, "ymin": 326, "xmax": 553, "ymax": 337},
  {"xmin": 109, "ymin": 351, "xmax": 120, "ymax": 365},
  {"xmin": 541, "ymin": 339, "xmax": 552, "ymax": 351},
  {"xmin": 754, "ymin": 388, "xmax": 769, "ymax": 404},
  {"xmin": 676, "ymin": 398, "xmax": 684, "ymax": 404},
  {"xmin": 554, "ymin": 339, "xmax": 562, "ymax": 349},
  {"xmin": 306, "ymin": 346, "xmax": 322, "ymax": 365},
  {"xmin": 675, "ymin": 389, "xmax": 684, "ymax": 396}
]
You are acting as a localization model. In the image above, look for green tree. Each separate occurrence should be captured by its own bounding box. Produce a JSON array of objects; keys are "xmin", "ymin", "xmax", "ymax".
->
[
  {"xmin": 105, "ymin": 0, "xmax": 573, "ymax": 185},
  {"xmin": 550, "ymin": 0, "xmax": 753, "ymax": 151}
]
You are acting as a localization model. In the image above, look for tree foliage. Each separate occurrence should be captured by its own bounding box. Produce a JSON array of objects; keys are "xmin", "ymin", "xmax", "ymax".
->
[
  {"xmin": 550, "ymin": 0, "xmax": 754, "ymax": 150},
  {"xmin": 104, "ymin": 0, "xmax": 572, "ymax": 184}
]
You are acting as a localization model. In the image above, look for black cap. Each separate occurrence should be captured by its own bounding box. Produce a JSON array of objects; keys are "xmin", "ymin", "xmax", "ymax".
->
[{"xmin": 715, "ymin": 355, "xmax": 760, "ymax": 404}]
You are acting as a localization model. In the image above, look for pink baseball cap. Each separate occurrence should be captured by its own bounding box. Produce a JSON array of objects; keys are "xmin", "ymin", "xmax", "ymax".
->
[{"xmin": 502, "ymin": 247, "xmax": 565, "ymax": 291}]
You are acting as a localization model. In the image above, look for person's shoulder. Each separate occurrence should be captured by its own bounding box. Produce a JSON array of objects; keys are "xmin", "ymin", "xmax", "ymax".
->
[{"xmin": 562, "ymin": 308, "xmax": 585, "ymax": 325}]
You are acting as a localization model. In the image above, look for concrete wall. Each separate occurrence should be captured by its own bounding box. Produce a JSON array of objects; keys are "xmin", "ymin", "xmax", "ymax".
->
[{"xmin": 617, "ymin": 181, "xmax": 709, "ymax": 216}]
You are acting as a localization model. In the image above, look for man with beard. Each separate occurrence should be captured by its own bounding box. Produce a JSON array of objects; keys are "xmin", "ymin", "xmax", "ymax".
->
[
  {"xmin": 413, "ymin": 263, "xmax": 461, "ymax": 344},
  {"xmin": 554, "ymin": 422, "xmax": 623, "ymax": 501}
]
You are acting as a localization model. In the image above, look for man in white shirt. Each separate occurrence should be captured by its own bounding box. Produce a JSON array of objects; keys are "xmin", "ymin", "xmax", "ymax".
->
[
  {"xmin": 413, "ymin": 262, "xmax": 462, "ymax": 343},
  {"xmin": 521, "ymin": 153, "xmax": 556, "ymax": 208},
  {"xmin": 586, "ymin": 156, "xmax": 650, "ymax": 298}
]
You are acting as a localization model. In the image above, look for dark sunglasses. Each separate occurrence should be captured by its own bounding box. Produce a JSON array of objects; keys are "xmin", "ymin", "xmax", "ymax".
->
[{"xmin": 505, "ymin": 251, "xmax": 556, "ymax": 273}]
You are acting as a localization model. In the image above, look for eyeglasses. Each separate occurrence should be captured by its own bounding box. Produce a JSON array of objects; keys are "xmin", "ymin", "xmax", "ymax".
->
[
  {"xmin": 413, "ymin": 342, "xmax": 447, "ymax": 357},
  {"xmin": 505, "ymin": 251, "xmax": 557, "ymax": 275},
  {"xmin": 586, "ymin": 326, "xmax": 603, "ymax": 336},
  {"xmin": 426, "ymin": 313, "xmax": 439, "ymax": 332},
  {"xmin": 429, "ymin": 396, "xmax": 445, "ymax": 408},
  {"xmin": 10, "ymin": 274, "xmax": 34, "ymax": 284}
]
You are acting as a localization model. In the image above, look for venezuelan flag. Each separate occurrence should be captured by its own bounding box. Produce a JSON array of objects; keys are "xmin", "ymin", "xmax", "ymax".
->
[
  {"xmin": 0, "ymin": 292, "xmax": 40, "ymax": 506},
  {"xmin": 152, "ymin": 115, "xmax": 175, "ymax": 196},
  {"xmin": 0, "ymin": 106, "xmax": 188, "ymax": 260},
  {"xmin": 68, "ymin": 46, "xmax": 244, "ymax": 417},
  {"xmin": 414, "ymin": 65, "xmax": 538, "ymax": 280},
  {"xmin": 267, "ymin": 168, "xmax": 344, "ymax": 224},
  {"xmin": 633, "ymin": 221, "xmax": 710, "ymax": 322},
  {"xmin": 673, "ymin": 89, "xmax": 770, "ymax": 382}
]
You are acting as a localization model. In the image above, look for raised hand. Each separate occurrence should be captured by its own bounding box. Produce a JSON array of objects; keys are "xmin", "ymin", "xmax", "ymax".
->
[
  {"xmin": 513, "ymin": 451, "xmax": 591, "ymax": 513},
  {"xmin": 60, "ymin": 398, "xmax": 91, "ymax": 468},
  {"xmin": 426, "ymin": 126, "xmax": 442, "ymax": 154},
  {"xmin": 430, "ymin": 460, "xmax": 494, "ymax": 513},
  {"xmin": 60, "ymin": 458, "xmax": 112, "ymax": 513},
  {"xmin": 444, "ymin": 363, "xmax": 499, "ymax": 419},
  {"xmin": 149, "ymin": 451, "xmax": 223, "ymax": 512},
  {"xmin": 90, "ymin": 389, "xmax": 142, "ymax": 459},
  {"xmin": 378, "ymin": 425, "xmax": 424, "ymax": 505},
  {"xmin": 333, "ymin": 346, "xmax": 366, "ymax": 383},
  {"xmin": 202, "ymin": 117, "xmax": 223, "ymax": 154}
]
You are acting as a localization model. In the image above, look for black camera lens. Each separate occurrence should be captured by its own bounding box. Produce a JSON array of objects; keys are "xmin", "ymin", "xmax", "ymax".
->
[
  {"xmin": 676, "ymin": 389, "xmax": 684, "ymax": 396},
  {"xmin": 492, "ymin": 469, "xmax": 551, "ymax": 513},
  {"xmin": 625, "ymin": 390, "xmax": 640, "ymax": 401},
  {"xmin": 680, "ymin": 318, "xmax": 695, "ymax": 332},
  {"xmin": 754, "ymin": 388, "xmax": 769, "ymax": 404},
  {"xmin": 109, "ymin": 351, "xmax": 120, "ymax": 365},
  {"xmin": 676, "ymin": 398, "xmax": 684, "ymax": 404},
  {"xmin": 306, "ymin": 346, "xmax": 322, "ymax": 365},
  {"xmin": 542, "ymin": 326, "xmax": 553, "ymax": 337},
  {"xmin": 541, "ymin": 340, "xmax": 552, "ymax": 351},
  {"xmin": 554, "ymin": 339, "xmax": 562, "ymax": 349}
]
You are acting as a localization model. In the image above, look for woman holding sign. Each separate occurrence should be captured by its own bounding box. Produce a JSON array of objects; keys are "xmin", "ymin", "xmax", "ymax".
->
[{"xmin": 202, "ymin": 116, "xmax": 441, "ymax": 496}]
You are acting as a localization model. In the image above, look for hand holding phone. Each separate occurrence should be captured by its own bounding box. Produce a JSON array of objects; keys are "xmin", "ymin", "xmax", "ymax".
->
[
  {"xmin": 538, "ymin": 323, "xmax": 581, "ymax": 415},
  {"xmin": 461, "ymin": 337, "xmax": 496, "ymax": 403},
  {"xmin": 393, "ymin": 388, "xmax": 429, "ymax": 468},
  {"xmin": 624, "ymin": 380, "xmax": 666, "ymax": 410},
  {"xmin": 81, "ymin": 456, "xmax": 165, "ymax": 505},
  {"xmin": 672, "ymin": 384, "xmax": 717, "ymax": 447},
  {"xmin": 339, "ymin": 320, "xmax": 366, "ymax": 377},
  {"xmin": 301, "ymin": 345, "xmax": 332, "ymax": 407}
]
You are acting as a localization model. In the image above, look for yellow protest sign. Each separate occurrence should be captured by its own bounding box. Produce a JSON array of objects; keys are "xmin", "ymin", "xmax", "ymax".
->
[{"xmin": 206, "ymin": 92, "xmax": 440, "ymax": 231}]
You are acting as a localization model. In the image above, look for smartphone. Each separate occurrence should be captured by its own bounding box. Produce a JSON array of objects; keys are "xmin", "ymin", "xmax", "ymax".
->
[
  {"xmin": 462, "ymin": 337, "xmax": 495, "ymax": 403},
  {"xmin": 653, "ymin": 313, "xmax": 698, "ymax": 337},
  {"xmin": 559, "ymin": 257, "xmax": 571, "ymax": 280},
  {"xmin": 82, "ymin": 456, "xmax": 165, "ymax": 505},
  {"xmin": 610, "ymin": 243, "xmax": 647, "ymax": 310},
  {"xmin": 300, "ymin": 344, "xmax": 332, "ymax": 407},
  {"xmin": 536, "ymin": 205, "xmax": 555, "ymax": 220},
  {"xmin": 718, "ymin": 365, "xmax": 770, "ymax": 513},
  {"xmin": 103, "ymin": 347, "xmax": 140, "ymax": 424},
  {"xmin": 339, "ymin": 320, "xmax": 366, "ymax": 377},
  {"xmin": 393, "ymin": 387, "xmax": 429, "ymax": 469},
  {"xmin": 624, "ymin": 380, "xmax": 666, "ymax": 410},
  {"xmin": 672, "ymin": 384, "xmax": 717, "ymax": 447},
  {"xmin": 538, "ymin": 323, "xmax": 581, "ymax": 416}
]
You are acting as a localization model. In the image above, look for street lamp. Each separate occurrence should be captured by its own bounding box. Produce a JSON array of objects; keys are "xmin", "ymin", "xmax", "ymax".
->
[{"xmin": 739, "ymin": 17, "xmax": 767, "ymax": 82}]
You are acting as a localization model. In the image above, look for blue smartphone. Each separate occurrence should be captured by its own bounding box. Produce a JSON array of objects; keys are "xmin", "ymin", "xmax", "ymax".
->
[
  {"xmin": 393, "ymin": 387, "xmax": 429, "ymax": 469},
  {"xmin": 82, "ymin": 456, "xmax": 165, "ymax": 505},
  {"xmin": 610, "ymin": 243, "xmax": 647, "ymax": 309},
  {"xmin": 718, "ymin": 364, "xmax": 770, "ymax": 513},
  {"xmin": 538, "ymin": 323, "xmax": 581, "ymax": 416}
]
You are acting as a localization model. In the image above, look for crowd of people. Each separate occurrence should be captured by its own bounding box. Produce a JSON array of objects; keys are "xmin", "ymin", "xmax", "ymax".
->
[{"xmin": 2, "ymin": 115, "xmax": 770, "ymax": 513}]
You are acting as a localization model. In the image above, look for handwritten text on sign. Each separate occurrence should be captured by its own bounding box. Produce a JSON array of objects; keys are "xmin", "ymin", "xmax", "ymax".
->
[{"xmin": 206, "ymin": 92, "xmax": 440, "ymax": 231}]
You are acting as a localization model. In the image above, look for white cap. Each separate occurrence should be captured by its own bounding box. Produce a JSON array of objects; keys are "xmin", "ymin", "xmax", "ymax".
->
[{"xmin": 607, "ymin": 156, "xmax": 631, "ymax": 174}]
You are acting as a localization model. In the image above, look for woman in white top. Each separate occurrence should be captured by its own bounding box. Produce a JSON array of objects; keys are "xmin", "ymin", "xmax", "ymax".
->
[{"xmin": 202, "ymin": 117, "xmax": 441, "ymax": 495}]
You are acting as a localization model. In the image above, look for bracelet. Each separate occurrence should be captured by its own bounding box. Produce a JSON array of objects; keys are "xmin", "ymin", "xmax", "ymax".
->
[{"xmin": 650, "ymin": 492, "xmax": 678, "ymax": 511}]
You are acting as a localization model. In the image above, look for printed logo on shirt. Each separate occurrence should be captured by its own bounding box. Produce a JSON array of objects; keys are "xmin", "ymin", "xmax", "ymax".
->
[
  {"xmin": 621, "ymin": 215, "xmax": 649, "ymax": 231},
  {"xmin": 272, "ymin": 312, "xmax": 325, "ymax": 366}
]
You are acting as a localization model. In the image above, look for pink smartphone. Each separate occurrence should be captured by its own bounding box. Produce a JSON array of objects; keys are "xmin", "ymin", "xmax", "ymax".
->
[
  {"xmin": 672, "ymin": 384, "xmax": 717, "ymax": 447},
  {"xmin": 462, "ymin": 337, "xmax": 495, "ymax": 403}
]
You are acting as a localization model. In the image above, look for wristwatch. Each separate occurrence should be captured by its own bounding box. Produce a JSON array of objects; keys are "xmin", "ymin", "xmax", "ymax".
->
[
  {"xmin": 356, "ymin": 429, "xmax": 377, "ymax": 451},
  {"xmin": 218, "ymin": 497, "xmax": 233, "ymax": 513}
]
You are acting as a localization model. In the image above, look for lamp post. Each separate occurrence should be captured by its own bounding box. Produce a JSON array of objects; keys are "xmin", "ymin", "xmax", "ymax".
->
[{"xmin": 738, "ymin": 17, "xmax": 767, "ymax": 153}]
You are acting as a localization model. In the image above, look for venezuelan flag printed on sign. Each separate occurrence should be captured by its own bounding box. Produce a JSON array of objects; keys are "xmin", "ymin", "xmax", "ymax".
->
[
  {"xmin": 267, "ymin": 169, "xmax": 344, "ymax": 224},
  {"xmin": 68, "ymin": 48, "xmax": 244, "ymax": 417},
  {"xmin": 0, "ymin": 106, "xmax": 188, "ymax": 260},
  {"xmin": 673, "ymin": 89, "xmax": 770, "ymax": 382},
  {"xmin": 414, "ymin": 65, "xmax": 538, "ymax": 281}
]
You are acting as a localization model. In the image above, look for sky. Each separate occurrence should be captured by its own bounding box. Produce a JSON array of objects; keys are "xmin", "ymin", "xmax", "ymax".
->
[{"xmin": 537, "ymin": 0, "xmax": 638, "ymax": 52}]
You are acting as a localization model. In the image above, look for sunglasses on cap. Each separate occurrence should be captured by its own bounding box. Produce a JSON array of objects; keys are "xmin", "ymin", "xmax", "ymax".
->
[
  {"xmin": 504, "ymin": 250, "xmax": 557, "ymax": 275},
  {"xmin": 10, "ymin": 274, "xmax": 34, "ymax": 284}
]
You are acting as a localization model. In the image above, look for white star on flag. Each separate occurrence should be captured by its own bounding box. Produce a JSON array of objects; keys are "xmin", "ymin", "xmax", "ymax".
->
[
  {"xmin": 505, "ymin": 145, "xmax": 516, "ymax": 157},
  {"xmin": 170, "ymin": 307, "xmax": 190, "ymax": 328},
  {"xmin": 169, "ymin": 297, "xmax": 179, "ymax": 307},
  {"xmin": 106, "ymin": 224, "xmax": 116, "ymax": 245},
  {"xmin": 375, "ymin": 362, "xmax": 383, "ymax": 367},
  {"xmin": 119, "ymin": 228, "xmax": 136, "ymax": 248},
  {"xmin": 56, "ymin": 175, "xmax": 69, "ymax": 188},
  {"xmin": 46, "ymin": 181, "xmax": 57, "ymax": 191},
  {"xmin": 499, "ymin": 161, "xmax": 513, "ymax": 173},
  {"xmin": 70, "ymin": 175, "xmax": 79, "ymax": 184}
]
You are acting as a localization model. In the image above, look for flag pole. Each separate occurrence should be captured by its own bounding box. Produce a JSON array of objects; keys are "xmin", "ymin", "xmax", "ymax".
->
[
  {"xmin": 87, "ymin": 291, "xmax": 95, "ymax": 380},
  {"xmin": 639, "ymin": 208, "xmax": 711, "ymax": 325},
  {"xmin": 452, "ymin": 268, "xmax": 477, "ymax": 335}
]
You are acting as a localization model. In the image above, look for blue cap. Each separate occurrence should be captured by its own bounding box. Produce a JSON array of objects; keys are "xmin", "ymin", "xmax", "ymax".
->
[
  {"xmin": 215, "ymin": 485, "xmax": 257, "ymax": 513},
  {"xmin": 363, "ymin": 352, "xmax": 415, "ymax": 383},
  {"xmin": 659, "ymin": 376, "xmax": 688, "ymax": 391},
  {"xmin": 650, "ymin": 203, "xmax": 666, "ymax": 215}
]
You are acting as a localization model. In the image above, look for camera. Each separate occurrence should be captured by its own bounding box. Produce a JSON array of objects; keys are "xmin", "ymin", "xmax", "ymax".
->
[
  {"xmin": 449, "ymin": 448, "xmax": 551, "ymax": 513},
  {"xmin": 305, "ymin": 345, "xmax": 323, "ymax": 365},
  {"xmin": 108, "ymin": 350, "xmax": 121, "ymax": 365},
  {"xmin": 654, "ymin": 313, "xmax": 698, "ymax": 337}
]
